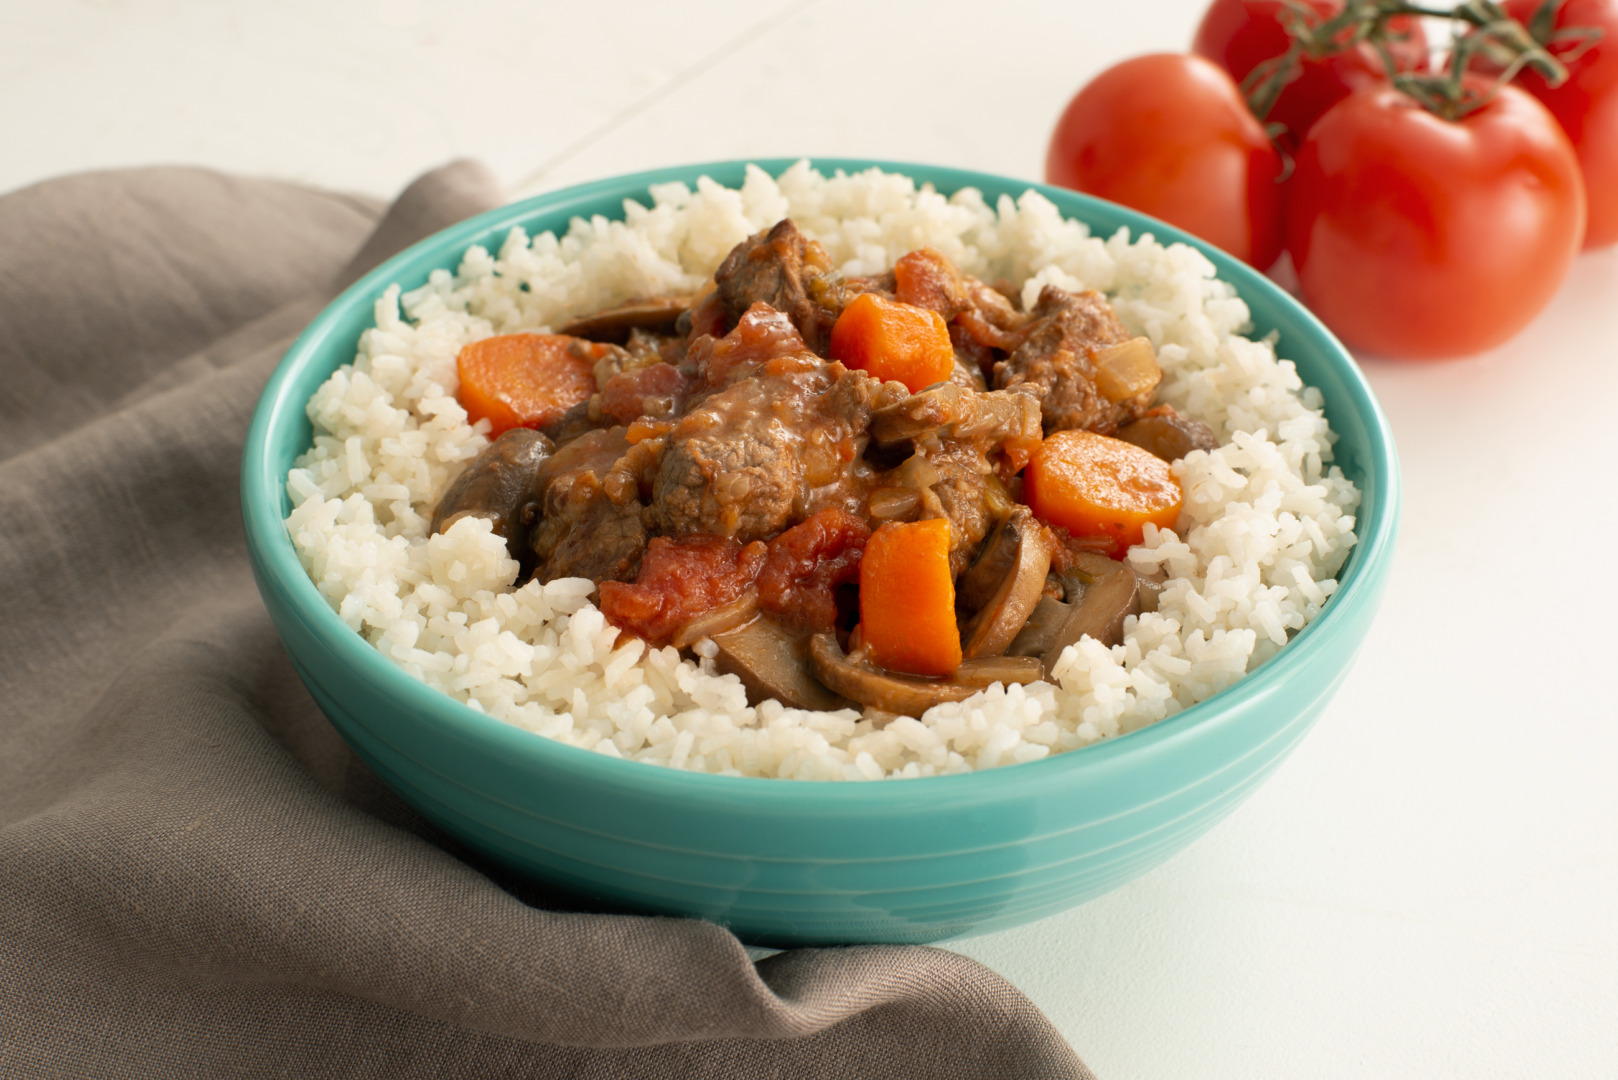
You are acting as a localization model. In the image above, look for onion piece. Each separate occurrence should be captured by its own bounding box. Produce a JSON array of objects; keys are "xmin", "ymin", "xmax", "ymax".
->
[
  {"xmin": 1092, "ymin": 336, "xmax": 1161, "ymax": 402},
  {"xmin": 867, "ymin": 486, "xmax": 922, "ymax": 521},
  {"xmin": 890, "ymin": 453, "xmax": 941, "ymax": 490}
]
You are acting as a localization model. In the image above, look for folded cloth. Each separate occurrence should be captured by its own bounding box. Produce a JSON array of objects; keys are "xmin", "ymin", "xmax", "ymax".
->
[{"xmin": 0, "ymin": 162, "xmax": 1093, "ymax": 1080}]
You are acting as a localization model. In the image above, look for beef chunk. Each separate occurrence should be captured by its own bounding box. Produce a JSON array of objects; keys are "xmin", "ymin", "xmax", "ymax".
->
[
  {"xmin": 713, "ymin": 219, "xmax": 839, "ymax": 352},
  {"xmin": 947, "ymin": 347, "xmax": 989, "ymax": 391},
  {"xmin": 687, "ymin": 302, "xmax": 818, "ymax": 390},
  {"xmin": 528, "ymin": 427, "xmax": 648, "ymax": 583},
  {"xmin": 818, "ymin": 269, "xmax": 897, "ymax": 321},
  {"xmin": 992, "ymin": 285, "xmax": 1154, "ymax": 435},
  {"xmin": 866, "ymin": 383, "xmax": 1044, "ymax": 575},
  {"xmin": 920, "ymin": 439, "xmax": 1004, "ymax": 577},
  {"xmin": 651, "ymin": 364, "xmax": 896, "ymax": 543}
]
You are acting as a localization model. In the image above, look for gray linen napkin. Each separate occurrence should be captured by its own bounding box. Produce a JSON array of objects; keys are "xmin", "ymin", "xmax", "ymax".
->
[{"xmin": 0, "ymin": 162, "xmax": 1093, "ymax": 1079}]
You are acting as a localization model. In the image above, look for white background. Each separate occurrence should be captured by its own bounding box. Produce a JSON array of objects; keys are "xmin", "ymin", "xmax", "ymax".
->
[{"xmin": 6, "ymin": 1, "xmax": 1615, "ymax": 1076}]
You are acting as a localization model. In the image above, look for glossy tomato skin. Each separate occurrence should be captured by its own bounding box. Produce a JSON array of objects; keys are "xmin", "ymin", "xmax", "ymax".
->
[
  {"xmin": 1192, "ymin": 0, "xmax": 1428, "ymax": 148},
  {"xmin": 1045, "ymin": 53, "xmax": 1284, "ymax": 268},
  {"xmin": 1497, "ymin": 0, "xmax": 1618, "ymax": 247},
  {"xmin": 1285, "ymin": 82, "xmax": 1586, "ymax": 359}
]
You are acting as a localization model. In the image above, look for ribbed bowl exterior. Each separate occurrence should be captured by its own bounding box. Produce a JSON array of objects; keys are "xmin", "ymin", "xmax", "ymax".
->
[{"xmin": 242, "ymin": 160, "xmax": 1399, "ymax": 946}]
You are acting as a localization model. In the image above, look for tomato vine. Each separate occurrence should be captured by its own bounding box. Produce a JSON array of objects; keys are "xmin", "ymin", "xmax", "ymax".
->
[{"xmin": 1245, "ymin": 0, "xmax": 1604, "ymax": 122}]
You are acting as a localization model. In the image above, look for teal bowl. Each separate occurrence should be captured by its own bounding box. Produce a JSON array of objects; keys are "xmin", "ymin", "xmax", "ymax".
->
[{"xmin": 242, "ymin": 159, "xmax": 1399, "ymax": 946}]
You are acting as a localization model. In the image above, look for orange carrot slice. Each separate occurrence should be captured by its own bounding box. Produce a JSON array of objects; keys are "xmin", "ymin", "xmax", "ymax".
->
[
  {"xmin": 858, "ymin": 518, "xmax": 961, "ymax": 678},
  {"xmin": 828, "ymin": 293, "xmax": 955, "ymax": 393},
  {"xmin": 1024, "ymin": 430, "xmax": 1183, "ymax": 558},
  {"xmin": 455, "ymin": 333, "xmax": 603, "ymax": 437}
]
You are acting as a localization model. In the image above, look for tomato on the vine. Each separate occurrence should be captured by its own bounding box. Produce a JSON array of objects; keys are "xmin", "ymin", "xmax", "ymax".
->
[
  {"xmin": 1494, "ymin": 0, "xmax": 1618, "ymax": 248},
  {"xmin": 1285, "ymin": 80, "xmax": 1586, "ymax": 358},
  {"xmin": 1044, "ymin": 53, "xmax": 1284, "ymax": 268},
  {"xmin": 1192, "ymin": 0, "xmax": 1428, "ymax": 148}
]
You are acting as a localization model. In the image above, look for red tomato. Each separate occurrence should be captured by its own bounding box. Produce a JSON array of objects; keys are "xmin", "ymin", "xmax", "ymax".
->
[
  {"xmin": 1192, "ymin": 0, "xmax": 1429, "ymax": 148},
  {"xmin": 1496, "ymin": 0, "xmax": 1618, "ymax": 248},
  {"xmin": 1285, "ymin": 81, "xmax": 1586, "ymax": 358},
  {"xmin": 1045, "ymin": 53, "xmax": 1284, "ymax": 268}
]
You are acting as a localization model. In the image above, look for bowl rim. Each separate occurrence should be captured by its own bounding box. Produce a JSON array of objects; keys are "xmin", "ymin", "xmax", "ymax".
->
[{"xmin": 242, "ymin": 156, "xmax": 1400, "ymax": 808}]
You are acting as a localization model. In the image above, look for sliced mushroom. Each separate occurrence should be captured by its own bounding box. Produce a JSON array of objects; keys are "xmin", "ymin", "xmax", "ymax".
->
[
  {"xmin": 806, "ymin": 634, "xmax": 1040, "ymax": 719},
  {"xmin": 539, "ymin": 400, "xmax": 601, "ymax": 446},
  {"xmin": 1136, "ymin": 568, "xmax": 1167, "ymax": 613},
  {"xmin": 672, "ymin": 588, "xmax": 761, "ymax": 650},
  {"xmin": 712, "ymin": 618, "xmax": 852, "ymax": 712},
  {"xmin": 430, "ymin": 428, "xmax": 553, "ymax": 568},
  {"xmin": 956, "ymin": 512, "xmax": 1021, "ymax": 612},
  {"xmin": 1116, "ymin": 410, "xmax": 1219, "ymax": 463},
  {"xmin": 1040, "ymin": 552, "xmax": 1141, "ymax": 666},
  {"xmin": 557, "ymin": 296, "xmax": 690, "ymax": 344},
  {"xmin": 955, "ymin": 654, "xmax": 1045, "ymax": 687},
  {"xmin": 1009, "ymin": 552, "xmax": 1169, "ymax": 661},
  {"xmin": 959, "ymin": 510, "xmax": 1058, "ymax": 659},
  {"xmin": 1006, "ymin": 595, "xmax": 1074, "ymax": 658}
]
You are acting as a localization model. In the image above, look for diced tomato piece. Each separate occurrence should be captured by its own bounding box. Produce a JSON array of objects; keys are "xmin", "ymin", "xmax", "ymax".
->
[
  {"xmin": 688, "ymin": 303, "xmax": 813, "ymax": 388},
  {"xmin": 757, "ymin": 508, "xmax": 871, "ymax": 634},
  {"xmin": 597, "ymin": 535, "xmax": 766, "ymax": 646},
  {"xmin": 600, "ymin": 362, "xmax": 697, "ymax": 425}
]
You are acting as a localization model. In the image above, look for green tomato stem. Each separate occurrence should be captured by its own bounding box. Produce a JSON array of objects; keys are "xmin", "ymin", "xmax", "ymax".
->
[{"xmin": 1242, "ymin": 0, "xmax": 1600, "ymax": 130}]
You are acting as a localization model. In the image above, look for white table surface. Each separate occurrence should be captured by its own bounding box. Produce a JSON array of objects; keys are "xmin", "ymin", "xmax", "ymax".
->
[{"xmin": 8, "ymin": 1, "xmax": 1615, "ymax": 1076}]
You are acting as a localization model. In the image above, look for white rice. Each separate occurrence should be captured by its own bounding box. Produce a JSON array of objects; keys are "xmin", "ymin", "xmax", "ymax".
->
[{"xmin": 284, "ymin": 161, "xmax": 1360, "ymax": 781}]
